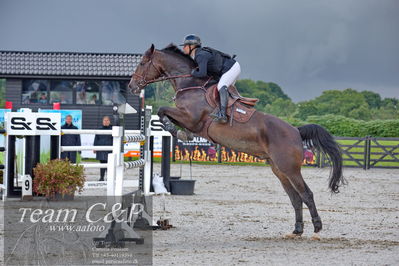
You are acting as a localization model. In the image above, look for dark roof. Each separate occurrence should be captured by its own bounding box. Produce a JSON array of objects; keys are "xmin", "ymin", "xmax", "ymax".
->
[{"xmin": 0, "ymin": 51, "xmax": 142, "ymax": 78}]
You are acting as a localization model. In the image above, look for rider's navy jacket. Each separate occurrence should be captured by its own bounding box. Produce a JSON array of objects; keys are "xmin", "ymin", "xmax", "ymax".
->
[{"xmin": 191, "ymin": 47, "xmax": 236, "ymax": 80}]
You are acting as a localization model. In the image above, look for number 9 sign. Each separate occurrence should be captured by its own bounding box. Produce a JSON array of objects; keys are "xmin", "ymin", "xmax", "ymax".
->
[{"xmin": 22, "ymin": 175, "xmax": 33, "ymax": 200}]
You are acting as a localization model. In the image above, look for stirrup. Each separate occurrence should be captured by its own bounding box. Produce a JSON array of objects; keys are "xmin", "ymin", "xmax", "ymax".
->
[{"xmin": 210, "ymin": 111, "xmax": 227, "ymax": 123}]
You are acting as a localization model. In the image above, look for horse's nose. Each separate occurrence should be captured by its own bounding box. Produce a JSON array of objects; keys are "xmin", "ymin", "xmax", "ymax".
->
[
  {"xmin": 128, "ymin": 79, "xmax": 141, "ymax": 95},
  {"xmin": 128, "ymin": 79, "xmax": 137, "ymax": 90}
]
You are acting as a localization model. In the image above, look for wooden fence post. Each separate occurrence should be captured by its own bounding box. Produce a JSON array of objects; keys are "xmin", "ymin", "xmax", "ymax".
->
[{"xmin": 366, "ymin": 136, "xmax": 371, "ymax": 170}]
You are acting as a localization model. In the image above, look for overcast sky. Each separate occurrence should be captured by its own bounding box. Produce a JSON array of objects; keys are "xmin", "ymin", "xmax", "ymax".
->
[{"xmin": 0, "ymin": 0, "xmax": 398, "ymax": 102}]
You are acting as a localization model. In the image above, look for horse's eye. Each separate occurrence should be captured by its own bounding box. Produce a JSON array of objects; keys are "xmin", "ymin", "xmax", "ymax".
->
[{"xmin": 140, "ymin": 62, "xmax": 145, "ymax": 66}]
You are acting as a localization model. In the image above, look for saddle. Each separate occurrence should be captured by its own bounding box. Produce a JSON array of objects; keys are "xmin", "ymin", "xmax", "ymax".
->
[
  {"xmin": 193, "ymin": 84, "xmax": 259, "ymax": 143},
  {"xmin": 205, "ymin": 84, "xmax": 258, "ymax": 124}
]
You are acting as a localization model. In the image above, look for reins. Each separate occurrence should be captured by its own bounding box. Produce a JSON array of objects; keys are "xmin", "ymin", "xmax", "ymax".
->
[
  {"xmin": 132, "ymin": 59, "xmax": 192, "ymax": 88},
  {"xmin": 175, "ymin": 77, "xmax": 212, "ymax": 94},
  {"xmin": 133, "ymin": 73, "xmax": 191, "ymax": 87}
]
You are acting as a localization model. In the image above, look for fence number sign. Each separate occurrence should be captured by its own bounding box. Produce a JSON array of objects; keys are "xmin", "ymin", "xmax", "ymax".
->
[
  {"xmin": 6, "ymin": 112, "xmax": 61, "ymax": 136},
  {"xmin": 22, "ymin": 175, "xmax": 33, "ymax": 198}
]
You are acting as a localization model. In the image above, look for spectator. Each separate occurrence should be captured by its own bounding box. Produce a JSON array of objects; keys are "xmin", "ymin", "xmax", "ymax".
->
[
  {"xmin": 60, "ymin": 115, "xmax": 81, "ymax": 163},
  {"xmin": 77, "ymin": 90, "xmax": 87, "ymax": 104},
  {"xmin": 89, "ymin": 94, "xmax": 100, "ymax": 104},
  {"xmin": 93, "ymin": 116, "xmax": 113, "ymax": 181},
  {"xmin": 38, "ymin": 93, "xmax": 47, "ymax": 104}
]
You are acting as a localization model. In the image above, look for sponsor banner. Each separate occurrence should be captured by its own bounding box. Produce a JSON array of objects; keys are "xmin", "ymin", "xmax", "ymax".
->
[
  {"xmin": 0, "ymin": 109, "xmax": 11, "ymax": 148},
  {"xmin": 174, "ymin": 136, "xmax": 316, "ymax": 165},
  {"xmin": 39, "ymin": 110, "xmax": 85, "ymax": 158},
  {"xmin": 219, "ymin": 146, "xmax": 266, "ymax": 163},
  {"xmin": 175, "ymin": 137, "xmax": 218, "ymax": 162},
  {"xmin": 6, "ymin": 111, "xmax": 61, "ymax": 135},
  {"xmin": 124, "ymin": 135, "xmax": 163, "ymax": 158},
  {"xmin": 175, "ymin": 137, "xmax": 266, "ymax": 163},
  {"xmin": 40, "ymin": 109, "xmax": 82, "ymax": 129}
]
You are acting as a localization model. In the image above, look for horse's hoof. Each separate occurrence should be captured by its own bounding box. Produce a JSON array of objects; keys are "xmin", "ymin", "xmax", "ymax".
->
[
  {"xmin": 284, "ymin": 233, "xmax": 302, "ymax": 239},
  {"xmin": 177, "ymin": 130, "xmax": 188, "ymax": 142},
  {"xmin": 310, "ymin": 233, "xmax": 321, "ymax": 241}
]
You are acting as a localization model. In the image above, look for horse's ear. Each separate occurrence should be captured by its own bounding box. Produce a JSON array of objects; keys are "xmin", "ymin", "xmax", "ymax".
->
[
  {"xmin": 149, "ymin": 44, "xmax": 155, "ymax": 55},
  {"xmin": 144, "ymin": 44, "xmax": 155, "ymax": 57}
]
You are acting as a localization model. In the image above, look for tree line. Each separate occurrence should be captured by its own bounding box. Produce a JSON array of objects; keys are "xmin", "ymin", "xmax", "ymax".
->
[
  {"xmin": 235, "ymin": 79, "xmax": 398, "ymax": 137},
  {"xmin": 235, "ymin": 79, "xmax": 398, "ymax": 121}
]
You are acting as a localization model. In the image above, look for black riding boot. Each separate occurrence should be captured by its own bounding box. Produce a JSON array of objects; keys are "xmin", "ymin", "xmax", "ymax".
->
[{"xmin": 211, "ymin": 86, "xmax": 228, "ymax": 123}]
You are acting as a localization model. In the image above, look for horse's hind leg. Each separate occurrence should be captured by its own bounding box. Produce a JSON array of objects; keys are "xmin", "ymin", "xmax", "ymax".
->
[
  {"xmin": 288, "ymin": 172, "xmax": 322, "ymax": 235},
  {"xmin": 270, "ymin": 152, "xmax": 322, "ymax": 237},
  {"xmin": 269, "ymin": 162, "xmax": 304, "ymax": 237}
]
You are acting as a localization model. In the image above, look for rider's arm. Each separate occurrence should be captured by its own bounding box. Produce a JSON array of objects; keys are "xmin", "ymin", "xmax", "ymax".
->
[{"xmin": 191, "ymin": 52, "xmax": 210, "ymax": 78}]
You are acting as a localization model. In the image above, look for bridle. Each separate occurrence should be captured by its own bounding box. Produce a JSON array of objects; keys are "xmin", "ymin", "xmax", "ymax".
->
[{"xmin": 132, "ymin": 53, "xmax": 191, "ymax": 88}]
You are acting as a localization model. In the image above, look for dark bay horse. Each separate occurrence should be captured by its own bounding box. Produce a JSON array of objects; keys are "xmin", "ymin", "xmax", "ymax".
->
[{"xmin": 129, "ymin": 44, "xmax": 344, "ymax": 239}]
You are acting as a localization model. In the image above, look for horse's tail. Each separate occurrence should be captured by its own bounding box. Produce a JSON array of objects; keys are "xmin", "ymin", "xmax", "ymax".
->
[{"xmin": 298, "ymin": 124, "xmax": 345, "ymax": 193}]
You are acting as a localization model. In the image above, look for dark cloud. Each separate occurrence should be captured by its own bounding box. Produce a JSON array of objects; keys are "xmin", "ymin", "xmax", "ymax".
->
[{"xmin": 0, "ymin": 0, "xmax": 398, "ymax": 101}]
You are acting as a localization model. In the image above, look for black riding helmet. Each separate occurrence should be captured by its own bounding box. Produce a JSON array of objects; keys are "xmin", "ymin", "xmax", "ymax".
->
[{"xmin": 180, "ymin": 34, "xmax": 201, "ymax": 47}]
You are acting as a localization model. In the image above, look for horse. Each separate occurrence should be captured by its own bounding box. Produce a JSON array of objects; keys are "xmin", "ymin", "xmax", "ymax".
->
[{"xmin": 129, "ymin": 43, "xmax": 344, "ymax": 239}]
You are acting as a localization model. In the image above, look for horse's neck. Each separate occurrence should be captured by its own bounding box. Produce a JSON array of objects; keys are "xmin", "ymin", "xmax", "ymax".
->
[
  {"xmin": 161, "ymin": 55, "xmax": 207, "ymax": 90},
  {"xmin": 175, "ymin": 75, "xmax": 206, "ymax": 90}
]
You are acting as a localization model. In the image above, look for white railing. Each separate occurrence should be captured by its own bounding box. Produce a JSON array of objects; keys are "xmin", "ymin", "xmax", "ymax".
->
[{"xmin": 60, "ymin": 125, "xmax": 151, "ymax": 196}]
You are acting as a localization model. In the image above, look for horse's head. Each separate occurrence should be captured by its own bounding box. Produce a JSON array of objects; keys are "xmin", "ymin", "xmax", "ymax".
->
[{"xmin": 129, "ymin": 44, "xmax": 163, "ymax": 95}]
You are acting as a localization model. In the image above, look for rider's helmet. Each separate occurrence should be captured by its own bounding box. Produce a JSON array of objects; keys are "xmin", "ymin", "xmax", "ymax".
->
[{"xmin": 180, "ymin": 34, "xmax": 201, "ymax": 47}]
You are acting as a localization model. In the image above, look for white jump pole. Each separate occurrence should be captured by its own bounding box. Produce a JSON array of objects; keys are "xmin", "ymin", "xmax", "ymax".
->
[
  {"xmin": 61, "ymin": 146, "xmax": 113, "ymax": 152},
  {"xmin": 143, "ymin": 106, "xmax": 152, "ymax": 195}
]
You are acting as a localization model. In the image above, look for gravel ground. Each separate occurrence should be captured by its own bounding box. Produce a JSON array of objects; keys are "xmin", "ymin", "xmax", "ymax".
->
[
  {"xmin": 150, "ymin": 164, "xmax": 399, "ymax": 266},
  {"xmin": 1, "ymin": 163, "xmax": 398, "ymax": 265}
]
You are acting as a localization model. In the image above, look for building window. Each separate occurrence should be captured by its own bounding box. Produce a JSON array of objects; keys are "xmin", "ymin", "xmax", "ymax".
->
[
  {"xmin": 75, "ymin": 81, "xmax": 100, "ymax": 105},
  {"xmin": 99, "ymin": 81, "xmax": 127, "ymax": 105},
  {"xmin": 50, "ymin": 80, "xmax": 74, "ymax": 104},
  {"xmin": 22, "ymin": 80, "xmax": 50, "ymax": 104},
  {"xmin": 22, "ymin": 79, "xmax": 128, "ymax": 105}
]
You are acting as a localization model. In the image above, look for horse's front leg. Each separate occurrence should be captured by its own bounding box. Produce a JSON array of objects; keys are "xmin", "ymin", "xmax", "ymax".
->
[{"xmin": 157, "ymin": 106, "xmax": 196, "ymax": 141}]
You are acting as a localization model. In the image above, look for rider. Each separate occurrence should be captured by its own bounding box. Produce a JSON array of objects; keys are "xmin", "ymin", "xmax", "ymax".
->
[{"xmin": 180, "ymin": 34, "xmax": 241, "ymax": 124}]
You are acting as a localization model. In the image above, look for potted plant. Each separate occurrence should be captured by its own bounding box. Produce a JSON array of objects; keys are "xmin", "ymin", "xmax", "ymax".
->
[{"xmin": 33, "ymin": 159, "xmax": 85, "ymax": 200}]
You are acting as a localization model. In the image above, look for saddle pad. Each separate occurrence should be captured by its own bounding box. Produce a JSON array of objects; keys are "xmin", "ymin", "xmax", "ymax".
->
[{"xmin": 226, "ymin": 102, "xmax": 256, "ymax": 123}]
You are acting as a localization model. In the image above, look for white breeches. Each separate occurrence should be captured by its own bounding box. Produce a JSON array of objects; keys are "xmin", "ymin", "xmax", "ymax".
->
[{"xmin": 217, "ymin": 62, "xmax": 241, "ymax": 90}]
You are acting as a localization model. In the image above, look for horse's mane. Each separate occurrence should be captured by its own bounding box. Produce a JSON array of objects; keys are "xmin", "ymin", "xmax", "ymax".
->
[{"xmin": 161, "ymin": 43, "xmax": 196, "ymax": 67}]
